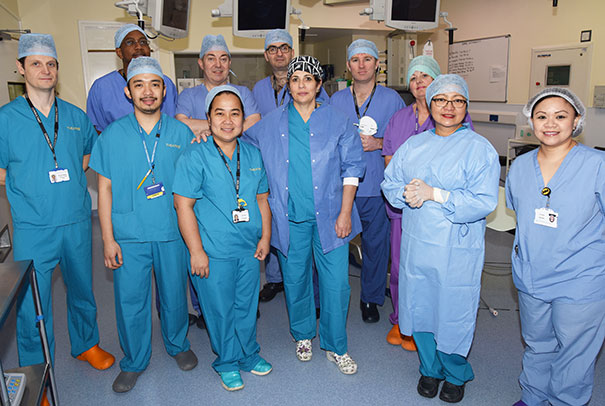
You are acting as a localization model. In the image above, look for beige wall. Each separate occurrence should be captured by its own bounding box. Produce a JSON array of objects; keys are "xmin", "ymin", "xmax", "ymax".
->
[
  {"xmin": 429, "ymin": 0, "xmax": 605, "ymax": 105},
  {"xmin": 0, "ymin": 0, "xmax": 20, "ymax": 30}
]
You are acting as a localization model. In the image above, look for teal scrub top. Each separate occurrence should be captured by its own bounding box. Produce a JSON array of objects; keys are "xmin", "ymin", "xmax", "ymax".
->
[
  {"xmin": 172, "ymin": 137, "xmax": 269, "ymax": 260},
  {"xmin": 288, "ymin": 102, "xmax": 315, "ymax": 222},
  {"xmin": 89, "ymin": 113, "xmax": 192, "ymax": 242},
  {"xmin": 0, "ymin": 96, "xmax": 95, "ymax": 229}
]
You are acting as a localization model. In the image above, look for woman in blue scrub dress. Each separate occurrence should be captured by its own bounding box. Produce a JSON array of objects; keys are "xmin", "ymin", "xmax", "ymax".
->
[
  {"xmin": 506, "ymin": 88, "xmax": 605, "ymax": 406},
  {"xmin": 243, "ymin": 56, "xmax": 365, "ymax": 375},
  {"xmin": 173, "ymin": 85, "xmax": 272, "ymax": 392},
  {"xmin": 382, "ymin": 74, "xmax": 500, "ymax": 403}
]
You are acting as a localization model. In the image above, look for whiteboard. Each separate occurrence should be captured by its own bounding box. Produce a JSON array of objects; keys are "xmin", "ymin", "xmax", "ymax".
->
[{"xmin": 448, "ymin": 35, "xmax": 510, "ymax": 102}]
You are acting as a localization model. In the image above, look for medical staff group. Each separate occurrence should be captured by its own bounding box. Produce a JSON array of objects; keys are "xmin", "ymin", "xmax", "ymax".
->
[{"xmin": 0, "ymin": 23, "xmax": 602, "ymax": 406}]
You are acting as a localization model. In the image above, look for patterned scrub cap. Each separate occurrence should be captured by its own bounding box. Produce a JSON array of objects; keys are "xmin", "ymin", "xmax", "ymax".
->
[{"xmin": 287, "ymin": 55, "xmax": 323, "ymax": 80}]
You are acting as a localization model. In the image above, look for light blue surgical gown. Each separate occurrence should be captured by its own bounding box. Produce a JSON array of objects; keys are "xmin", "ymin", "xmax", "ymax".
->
[
  {"xmin": 506, "ymin": 144, "xmax": 605, "ymax": 406},
  {"xmin": 0, "ymin": 96, "xmax": 99, "ymax": 366},
  {"xmin": 86, "ymin": 70, "xmax": 178, "ymax": 132},
  {"xmin": 381, "ymin": 125, "xmax": 499, "ymax": 356}
]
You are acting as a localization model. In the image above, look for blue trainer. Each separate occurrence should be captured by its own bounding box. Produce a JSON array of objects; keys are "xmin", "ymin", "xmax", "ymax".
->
[
  {"xmin": 250, "ymin": 358, "xmax": 273, "ymax": 376},
  {"xmin": 219, "ymin": 371, "xmax": 244, "ymax": 391}
]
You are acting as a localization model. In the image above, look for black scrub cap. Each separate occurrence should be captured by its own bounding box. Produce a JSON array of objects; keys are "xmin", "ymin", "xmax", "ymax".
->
[{"xmin": 523, "ymin": 87, "xmax": 586, "ymax": 137}]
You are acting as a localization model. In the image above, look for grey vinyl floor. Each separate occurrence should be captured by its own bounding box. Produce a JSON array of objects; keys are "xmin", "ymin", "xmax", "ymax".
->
[{"xmin": 0, "ymin": 219, "xmax": 603, "ymax": 406}]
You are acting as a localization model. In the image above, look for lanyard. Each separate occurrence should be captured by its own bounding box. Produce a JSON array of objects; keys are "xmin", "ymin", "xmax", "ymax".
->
[
  {"xmin": 136, "ymin": 119, "xmax": 161, "ymax": 188},
  {"xmin": 213, "ymin": 139, "xmax": 242, "ymax": 208},
  {"xmin": 273, "ymin": 76, "xmax": 287, "ymax": 108},
  {"xmin": 352, "ymin": 83, "xmax": 377, "ymax": 120},
  {"xmin": 414, "ymin": 103, "xmax": 420, "ymax": 133},
  {"xmin": 24, "ymin": 94, "xmax": 59, "ymax": 168}
]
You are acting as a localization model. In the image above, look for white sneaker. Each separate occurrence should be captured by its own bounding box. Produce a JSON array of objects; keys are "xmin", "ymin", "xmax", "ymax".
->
[
  {"xmin": 326, "ymin": 351, "xmax": 357, "ymax": 375},
  {"xmin": 296, "ymin": 339, "xmax": 312, "ymax": 362}
]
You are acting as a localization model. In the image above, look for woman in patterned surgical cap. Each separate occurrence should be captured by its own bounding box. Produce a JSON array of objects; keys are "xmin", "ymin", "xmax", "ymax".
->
[{"xmin": 243, "ymin": 55, "xmax": 365, "ymax": 375}]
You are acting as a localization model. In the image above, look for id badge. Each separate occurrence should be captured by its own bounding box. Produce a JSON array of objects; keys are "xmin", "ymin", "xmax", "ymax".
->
[
  {"xmin": 144, "ymin": 182, "xmax": 165, "ymax": 200},
  {"xmin": 232, "ymin": 208, "xmax": 250, "ymax": 223},
  {"xmin": 534, "ymin": 207, "xmax": 558, "ymax": 228},
  {"xmin": 49, "ymin": 168, "xmax": 70, "ymax": 184}
]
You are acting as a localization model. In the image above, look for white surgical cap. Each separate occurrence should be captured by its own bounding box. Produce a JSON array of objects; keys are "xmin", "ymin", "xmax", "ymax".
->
[
  {"xmin": 523, "ymin": 87, "xmax": 585, "ymax": 137},
  {"xmin": 126, "ymin": 56, "xmax": 163, "ymax": 82},
  {"xmin": 18, "ymin": 33, "xmax": 57, "ymax": 60}
]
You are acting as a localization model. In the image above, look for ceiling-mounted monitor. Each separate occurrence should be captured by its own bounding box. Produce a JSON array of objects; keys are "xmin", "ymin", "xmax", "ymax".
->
[
  {"xmin": 233, "ymin": 0, "xmax": 291, "ymax": 38},
  {"xmin": 385, "ymin": 0, "xmax": 440, "ymax": 31},
  {"xmin": 149, "ymin": 0, "xmax": 191, "ymax": 39}
]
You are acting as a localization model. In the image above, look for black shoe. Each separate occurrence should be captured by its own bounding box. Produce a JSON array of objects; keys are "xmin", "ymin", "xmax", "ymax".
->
[
  {"xmin": 188, "ymin": 313, "xmax": 198, "ymax": 326},
  {"xmin": 195, "ymin": 314, "xmax": 206, "ymax": 330},
  {"xmin": 315, "ymin": 307, "xmax": 320, "ymax": 319},
  {"xmin": 417, "ymin": 375, "xmax": 443, "ymax": 398},
  {"xmin": 439, "ymin": 381, "xmax": 465, "ymax": 403},
  {"xmin": 259, "ymin": 282, "xmax": 284, "ymax": 302},
  {"xmin": 360, "ymin": 300, "xmax": 380, "ymax": 323}
]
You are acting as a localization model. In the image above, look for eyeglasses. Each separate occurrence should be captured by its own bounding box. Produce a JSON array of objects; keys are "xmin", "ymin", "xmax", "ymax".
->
[
  {"xmin": 432, "ymin": 97, "xmax": 467, "ymax": 109},
  {"xmin": 123, "ymin": 38, "xmax": 150, "ymax": 48},
  {"xmin": 266, "ymin": 44, "xmax": 291, "ymax": 55}
]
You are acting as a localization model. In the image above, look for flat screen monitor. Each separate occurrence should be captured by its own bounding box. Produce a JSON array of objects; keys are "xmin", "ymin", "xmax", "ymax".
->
[
  {"xmin": 385, "ymin": 0, "xmax": 440, "ymax": 31},
  {"xmin": 233, "ymin": 0, "xmax": 291, "ymax": 38},
  {"xmin": 150, "ymin": 0, "xmax": 190, "ymax": 39}
]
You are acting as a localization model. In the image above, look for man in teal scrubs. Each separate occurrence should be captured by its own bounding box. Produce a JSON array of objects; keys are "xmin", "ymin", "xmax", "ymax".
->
[
  {"xmin": 90, "ymin": 57, "xmax": 197, "ymax": 393},
  {"xmin": 0, "ymin": 33, "xmax": 115, "ymax": 373}
]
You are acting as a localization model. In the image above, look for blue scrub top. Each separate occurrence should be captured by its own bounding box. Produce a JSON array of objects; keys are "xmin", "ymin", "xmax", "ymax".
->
[
  {"xmin": 176, "ymin": 83, "xmax": 260, "ymax": 120},
  {"xmin": 0, "ymin": 96, "xmax": 95, "ymax": 229},
  {"xmin": 172, "ymin": 137, "xmax": 268, "ymax": 259},
  {"xmin": 506, "ymin": 144, "xmax": 605, "ymax": 303},
  {"xmin": 243, "ymin": 101, "xmax": 365, "ymax": 256},
  {"xmin": 330, "ymin": 84, "xmax": 404, "ymax": 197},
  {"xmin": 381, "ymin": 125, "xmax": 500, "ymax": 356},
  {"xmin": 252, "ymin": 76, "xmax": 330, "ymax": 117},
  {"xmin": 86, "ymin": 70, "xmax": 178, "ymax": 132},
  {"xmin": 89, "ymin": 113, "xmax": 192, "ymax": 242}
]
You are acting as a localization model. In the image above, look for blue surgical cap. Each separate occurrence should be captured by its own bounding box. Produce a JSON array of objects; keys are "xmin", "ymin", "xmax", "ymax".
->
[
  {"xmin": 426, "ymin": 74, "xmax": 469, "ymax": 106},
  {"xmin": 407, "ymin": 55, "xmax": 441, "ymax": 85},
  {"xmin": 347, "ymin": 39, "xmax": 379, "ymax": 60},
  {"xmin": 523, "ymin": 87, "xmax": 586, "ymax": 137},
  {"xmin": 205, "ymin": 84, "xmax": 244, "ymax": 114},
  {"xmin": 265, "ymin": 29, "xmax": 293, "ymax": 50},
  {"xmin": 114, "ymin": 24, "xmax": 147, "ymax": 48},
  {"xmin": 200, "ymin": 34, "xmax": 230, "ymax": 59},
  {"xmin": 18, "ymin": 33, "xmax": 57, "ymax": 60},
  {"xmin": 126, "ymin": 56, "xmax": 163, "ymax": 82}
]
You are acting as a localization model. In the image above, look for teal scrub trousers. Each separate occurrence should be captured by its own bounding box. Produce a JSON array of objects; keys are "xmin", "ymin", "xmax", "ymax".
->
[
  {"xmin": 190, "ymin": 256, "xmax": 261, "ymax": 373},
  {"xmin": 15, "ymin": 219, "xmax": 100, "ymax": 366},
  {"xmin": 113, "ymin": 239, "xmax": 190, "ymax": 372},
  {"xmin": 278, "ymin": 220, "xmax": 351, "ymax": 355},
  {"xmin": 413, "ymin": 332, "xmax": 475, "ymax": 386}
]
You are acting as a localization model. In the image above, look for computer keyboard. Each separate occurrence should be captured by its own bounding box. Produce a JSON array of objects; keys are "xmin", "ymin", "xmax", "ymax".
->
[{"xmin": 4, "ymin": 372, "xmax": 26, "ymax": 406}]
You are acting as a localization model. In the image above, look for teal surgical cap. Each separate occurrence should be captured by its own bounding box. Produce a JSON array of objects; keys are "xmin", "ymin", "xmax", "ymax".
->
[
  {"xmin": 347, "ymin": 39, "xmax": 379, "ymax": 60},
  {"xmin": 126, "ymin": 56, "xmax": 163, "ymax": 82},
  {"xmin": 18, "ymin": 33, "xmax": 57, "ymax": 60},
  {"xmin": 265, "ymin": 29, "xmax": 293, "ymax": 49},
  {"xmin": 200, "ymin": 34, "xmax": 230, "ymax": 59},
  {"xmin": 205, "ymin": 84, "xmax": 244, "ymax": 114},
  {"xmin": 407, "ymin": 55, "xmax": 441, "ymax": 85},
  {"xmin": 426, "ymin": 74, "xmax": 469, "ymax": 106},
  {"xmin": 114, "ymin": 24, "xmax": 147, "ymax": 48}
]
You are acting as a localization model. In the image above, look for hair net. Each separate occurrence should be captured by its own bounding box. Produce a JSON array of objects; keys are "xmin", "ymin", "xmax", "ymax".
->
[
  {"xmin": 205, "ymin": 84, "xmax": 244, "ymax": 114},
  {"xmin": 425, "ymin": 74, "xmax": 469, "ymax": 106},
  {"xmin": 264, "ymin": 29, "xmax": 293, "ymax": 49},
  {"xmin": 126, "ymin": 56, "xmax": 163, "ymax": 82},
  {"xmin": 287, "ymin": 55, "xmax": 323, "ymax": 81},
  {"xmin": 200, "ymin": 34, "xmax": 230, "ymax": 59},
  {"xmin": 114, "ymin": 24, "xmax": 147, "ymax": 48},
  {"xmin": 523, "ymin": 87, "xmax": 585, "ymax": 137},
  {"xmin": 347, "ymin": 39, "xmax": 379, "ymax": 60},
  {"xmin": 407, "ymin": 55, "xmax": 441, "ymax": 85},
  {"xmin": 18, "ymin": 33, "xmax": 57, "ymax": 60}
]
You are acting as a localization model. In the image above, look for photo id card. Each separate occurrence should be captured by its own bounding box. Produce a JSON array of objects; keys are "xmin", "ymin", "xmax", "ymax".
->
[
  {"xmin": 48, "ymin": 168, "xmax": 70, "ymax": 184},
  {"xmin": 534, "ymin": 207, "xmax": 558, "ymax": 228},
  {"xmin": 144, "ymin": 182, "xmax": 165, "ymax": 200},
  {"xmin": 232, "ymin": 208, "xmax": 250, "ymax": 223}
]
